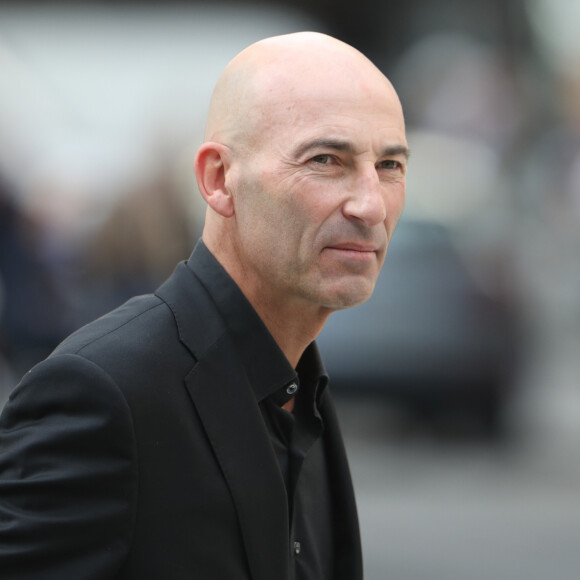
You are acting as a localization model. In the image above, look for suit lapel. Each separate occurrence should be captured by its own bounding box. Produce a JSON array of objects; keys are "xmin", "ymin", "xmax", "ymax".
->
[
  {"xmin": 185, "ymin": 337, "xmax": 289, "ymax": 580},
  {"xmin": 156, "ymin": 252, "xmax": 291, "ymax": 579}
]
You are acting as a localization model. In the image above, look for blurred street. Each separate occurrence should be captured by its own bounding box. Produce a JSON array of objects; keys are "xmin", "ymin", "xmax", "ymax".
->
[{"xmin": 336, "ymin": 330, "xmax": 580, "ymax": 580}]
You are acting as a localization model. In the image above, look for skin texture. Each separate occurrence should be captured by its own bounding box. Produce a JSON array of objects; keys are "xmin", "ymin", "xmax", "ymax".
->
[{"xmin": 195, "ymin": 32, "xmax": 408, "ymax": 370}]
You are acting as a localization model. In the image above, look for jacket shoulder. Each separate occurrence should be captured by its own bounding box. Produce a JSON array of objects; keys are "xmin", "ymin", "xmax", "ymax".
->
[
  {"xmin": 53, "ymin": 294, "xmax": 167, "ymax": 356},
  {"xmin": 49, "ymin": 293, "xmax": 195, "ymax": 392}
]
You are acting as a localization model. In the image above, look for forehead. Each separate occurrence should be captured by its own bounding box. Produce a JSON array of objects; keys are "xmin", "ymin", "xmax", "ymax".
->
[{"xmin": 257, "ymin": 93, "xmax": 406, "ymax": 158}]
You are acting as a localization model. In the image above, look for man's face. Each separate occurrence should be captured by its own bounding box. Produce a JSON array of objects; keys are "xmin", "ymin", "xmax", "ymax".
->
[{"xmin": 228, "ymin": 71, "xmax": 408, "ymax": 314}]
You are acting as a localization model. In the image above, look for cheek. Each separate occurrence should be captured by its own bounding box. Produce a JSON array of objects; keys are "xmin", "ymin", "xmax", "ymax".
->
[
  {"xmin": 237, "ymin": 188, "xmax": 300, "ymax": 258},
  {"xmin": 389, "ymin": 181, "xmax": 406, "ymax": 216},
  {"xmin": 290, "ymin": 179, "xmax": 342, "ymax": 223},
  {"xmin": 236, "ymin": 167, "xmax": 334, "ymax": 251}
]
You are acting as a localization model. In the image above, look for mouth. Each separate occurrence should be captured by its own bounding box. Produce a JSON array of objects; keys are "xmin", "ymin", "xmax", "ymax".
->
[{"xmin": 324, "ymin": 243, "xmax": 379, "ymax": 261}]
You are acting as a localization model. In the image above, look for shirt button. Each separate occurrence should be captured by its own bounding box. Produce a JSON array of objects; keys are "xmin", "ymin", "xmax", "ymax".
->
[
  {"xmin": 286, "ymin": 382, "xmax": 298, "ymax": 395},
  {"xmin": 293, "ymin": 541, "xmax": 301, "ymax": 555}
]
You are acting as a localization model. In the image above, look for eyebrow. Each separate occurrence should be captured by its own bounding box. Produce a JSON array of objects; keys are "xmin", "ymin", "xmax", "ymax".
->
[
  {"xmin": 292, "ymin": 138, "xmax": 410, "ymax": 161},
  {"xmin": 292, "ymin": 139, "xmax": 355, "ymax": 159},
  {"xmin": 381, "ymin": 144, "xmax": 411, "ymax": 160}
]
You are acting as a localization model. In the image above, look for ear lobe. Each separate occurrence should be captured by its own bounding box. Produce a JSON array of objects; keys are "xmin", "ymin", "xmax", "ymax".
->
[{"xmin": 194, "ymin": 142, "xmax": 235, "ymax": 218}]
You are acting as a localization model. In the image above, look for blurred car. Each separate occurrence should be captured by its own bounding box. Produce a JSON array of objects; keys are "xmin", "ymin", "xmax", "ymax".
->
[{"xmin": 317, "ymin": 218, "xmax": 520, "ymax": 437}]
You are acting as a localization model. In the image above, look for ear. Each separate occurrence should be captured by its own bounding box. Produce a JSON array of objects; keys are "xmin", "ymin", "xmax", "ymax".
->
[{"xmin": 194, "ymin": 142, "xmax": 235, "ymax": 218}]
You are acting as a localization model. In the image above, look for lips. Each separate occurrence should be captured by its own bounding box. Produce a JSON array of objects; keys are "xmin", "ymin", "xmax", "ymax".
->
[
  {"xmin": 326, "ymin": 242, "xmax": 378, "ymax": 253},
  {"xmin": 322, "ymin": 243, "xmax": 381, "ymax": 265}
]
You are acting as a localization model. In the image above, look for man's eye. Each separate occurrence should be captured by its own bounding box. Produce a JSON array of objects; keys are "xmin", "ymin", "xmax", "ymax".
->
[
  {"xmin": 311, "ymin": 154, "xmax": 333, "ymax": 165},
  {"xmin": 379, "ymin": 160, "xmax": 401, "ymax": 170}
]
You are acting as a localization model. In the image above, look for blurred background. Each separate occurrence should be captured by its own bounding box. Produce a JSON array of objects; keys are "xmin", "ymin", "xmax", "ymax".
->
[{"xmin": 0, "ymin": 1, "xmax": 579, "ymax": 578}]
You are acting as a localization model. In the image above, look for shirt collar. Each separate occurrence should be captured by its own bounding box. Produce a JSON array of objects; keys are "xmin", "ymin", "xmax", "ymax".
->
[{"xmin": 188, "ymin": 240, "xmax": 327, "ymax": 404}]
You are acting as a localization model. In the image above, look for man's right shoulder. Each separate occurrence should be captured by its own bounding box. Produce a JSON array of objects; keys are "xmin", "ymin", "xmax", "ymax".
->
[{"xmin": 53, "ymin": 294, "xmax": 175, "ymax": 360}]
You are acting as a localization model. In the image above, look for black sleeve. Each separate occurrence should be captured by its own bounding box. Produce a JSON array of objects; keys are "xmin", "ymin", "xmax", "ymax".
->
[{"xmin": 0, "ymin": 353, "xmax": 137, "ymax": 579}]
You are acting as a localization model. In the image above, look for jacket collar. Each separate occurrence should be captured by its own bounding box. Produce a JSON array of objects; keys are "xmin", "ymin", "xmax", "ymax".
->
[{"xmin": 187, "ymin": 240, "xmax": 299, "ymax": 401}]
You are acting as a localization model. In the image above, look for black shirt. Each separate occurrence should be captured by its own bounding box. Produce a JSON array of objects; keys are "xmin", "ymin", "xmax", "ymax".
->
[
  {"xmin": 260, "ymin": 350, "xmax": 334, "ymax": 579},
  {"xmin": 196, "ymin": 242, "xmax": 334, "ymax": 579}
]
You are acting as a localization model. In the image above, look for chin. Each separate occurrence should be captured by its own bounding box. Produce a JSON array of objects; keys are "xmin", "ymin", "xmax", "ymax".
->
[
  {"xmin": 330, "ymin": 295, "xmax": 372, "ymax": 311},
  {"xmin": 321, "ymin": 281, "xmax": 376, "ymax": 311}
]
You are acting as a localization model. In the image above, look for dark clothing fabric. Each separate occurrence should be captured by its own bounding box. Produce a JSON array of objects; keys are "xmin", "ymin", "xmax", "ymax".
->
[
  {"xmin": 0, "ymin": 240, "xmax": 362, "ymax": 580},
  {"xmin": 260, "ymin": 350, "xmax": 333, "ymax": 580}
]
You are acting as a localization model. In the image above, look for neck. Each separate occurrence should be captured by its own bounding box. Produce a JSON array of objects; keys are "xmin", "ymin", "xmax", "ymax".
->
[
  {"xmin": 203, "ymin": 230, "xmax": 332, "ymax": 368},
  {"xmin": 253, "ymin": 297, "xmax": 330, "ymax": 368}
]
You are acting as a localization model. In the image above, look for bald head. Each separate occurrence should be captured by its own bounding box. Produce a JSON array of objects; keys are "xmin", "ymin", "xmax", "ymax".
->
[{"xmin": 204, "ymin": 32, "xmax": 401, "ymax": 148}]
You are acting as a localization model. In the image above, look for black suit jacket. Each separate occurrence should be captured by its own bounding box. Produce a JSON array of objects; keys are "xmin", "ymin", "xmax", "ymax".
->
[{"xmin": 0, "ymin": 243, "xmax": 362, "ymax": 579}]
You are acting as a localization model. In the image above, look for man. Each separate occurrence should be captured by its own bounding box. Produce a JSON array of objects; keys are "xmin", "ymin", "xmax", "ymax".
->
[{"xmin": 0, "ymin": 32, "xmax": 408, "ymax": 579}]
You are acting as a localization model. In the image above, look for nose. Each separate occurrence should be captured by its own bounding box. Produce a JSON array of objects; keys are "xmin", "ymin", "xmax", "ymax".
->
[{"xmin": 342, "ymin": 165, "xmax": 387, "ymax": 226}]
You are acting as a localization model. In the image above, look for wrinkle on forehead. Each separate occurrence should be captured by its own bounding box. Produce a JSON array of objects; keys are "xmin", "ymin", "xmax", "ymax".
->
[{"xmin": 204, "ymin": 32, "xmax": 403, "ymax": 150}]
